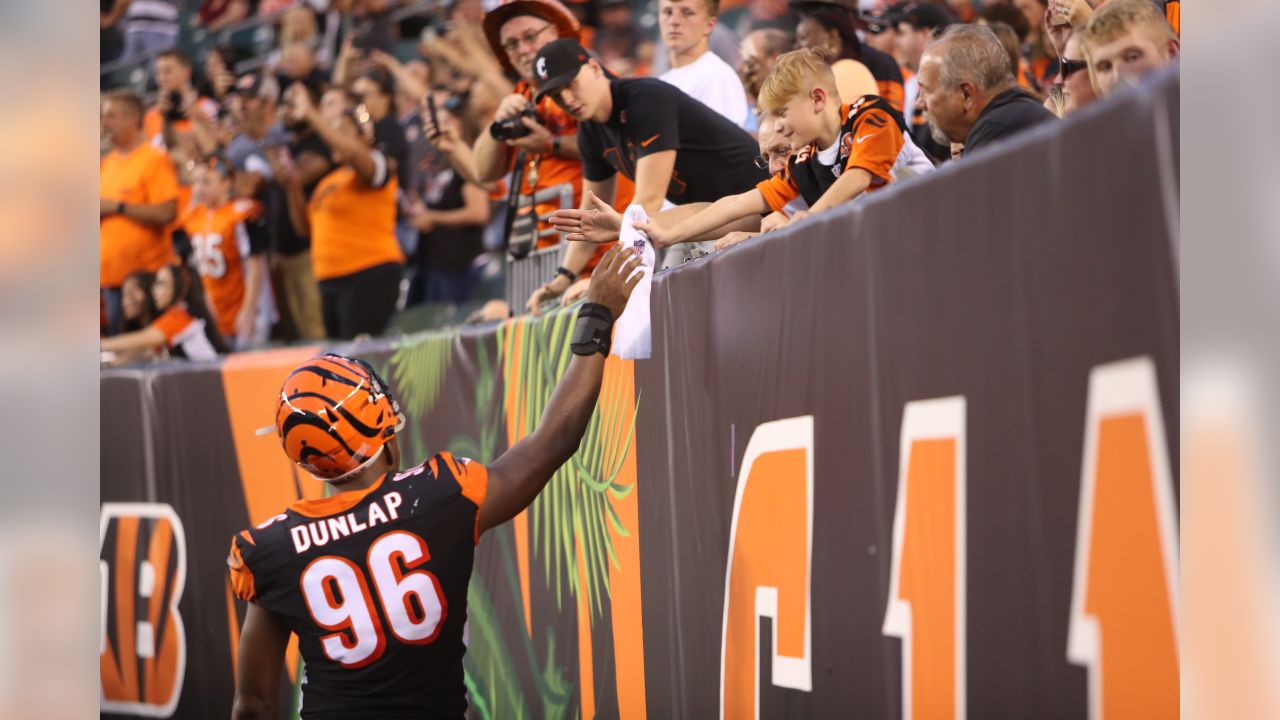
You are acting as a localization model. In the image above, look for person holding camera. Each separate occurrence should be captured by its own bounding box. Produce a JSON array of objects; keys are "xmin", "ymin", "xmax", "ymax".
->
[
  {"xmin": 464, "ymin": 0, "xmax": 587, "ymax": 246},
  {"xmin": 145, "ymin": 50, "xmax": 220, "ymax": 152}
]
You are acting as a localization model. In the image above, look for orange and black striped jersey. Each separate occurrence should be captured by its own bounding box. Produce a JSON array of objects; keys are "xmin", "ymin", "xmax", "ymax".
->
[
  {"xmin": 756, "ymin": 96, "xmax": 908, "ymax": 214},
  {"xmin": 513, "ymin": 80, "xmax": 584, "ymax": 251},
  {"xmin": 308, "ymin": 151, "xmax": 405, "ymax": 281},
  {"xmin": 151, "ymin": 304, "xmax": 218, "ymax": 360},
  {"xmin": 182, "ymin": 198, "xmax": 267, "ymax": 339},
  {"xmin": 228, "ymin": 453, "xmax": 488, "ymax": 717}
]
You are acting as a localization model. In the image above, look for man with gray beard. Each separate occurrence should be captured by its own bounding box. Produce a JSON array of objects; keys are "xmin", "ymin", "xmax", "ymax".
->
[{"xmin": 916, "ymin": 25, "xmax": 1056, "ymax": 157}]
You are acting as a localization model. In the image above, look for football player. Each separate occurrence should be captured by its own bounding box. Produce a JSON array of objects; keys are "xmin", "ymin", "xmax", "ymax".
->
[{"xmin": 229, "ymin": 245, "xmax": 642, "ymax": 718}]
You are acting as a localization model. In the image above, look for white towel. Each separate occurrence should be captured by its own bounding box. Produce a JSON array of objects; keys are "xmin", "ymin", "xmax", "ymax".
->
[{"xmin": 612, "ymin": 204, "xmax": 655, "ymax": 360}]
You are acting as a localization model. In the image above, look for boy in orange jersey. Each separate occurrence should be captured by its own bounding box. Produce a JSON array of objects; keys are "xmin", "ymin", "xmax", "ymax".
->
[
  {"xmin": 182, "ymin": 158, "xmax": 272, "ymax": 349},
  {"xmin": 635, "ymin": 48, "xmax": 933, "ymax": 249}
]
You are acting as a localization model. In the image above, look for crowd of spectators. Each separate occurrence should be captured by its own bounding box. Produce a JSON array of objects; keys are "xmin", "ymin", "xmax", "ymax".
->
[{"xmin": 100, "ymin": 0, "xmax": 1180, "ymax": 364}]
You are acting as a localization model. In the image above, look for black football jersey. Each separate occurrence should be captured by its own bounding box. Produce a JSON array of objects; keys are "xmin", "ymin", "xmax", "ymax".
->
[{"xmin": 228, "ymin": 452, "xmax": 488, "ymax": 719}]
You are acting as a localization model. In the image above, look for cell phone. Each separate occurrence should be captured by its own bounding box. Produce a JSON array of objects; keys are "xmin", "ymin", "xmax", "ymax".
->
[{"xmin": 426, "ymin": 95, "xmax": 440, "ymax": 138}]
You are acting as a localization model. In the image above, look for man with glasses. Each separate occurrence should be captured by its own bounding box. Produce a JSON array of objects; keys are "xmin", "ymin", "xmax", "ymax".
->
[{"xmin": 472, "ymin": 0, "xmax": 586, "ymax": 240}]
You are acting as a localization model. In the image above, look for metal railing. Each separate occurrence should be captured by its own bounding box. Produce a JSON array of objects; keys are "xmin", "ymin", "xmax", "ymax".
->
[{"xmin": 504, "ymin": 182, "xmax": 576, "ymax": 310}]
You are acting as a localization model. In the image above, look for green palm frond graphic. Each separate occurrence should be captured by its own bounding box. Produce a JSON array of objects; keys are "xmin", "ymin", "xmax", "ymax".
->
[
  {"xmin": 388, "ymin": 331, "xmax": 453, "ymax": 418},
  {"xmin": 499, "ymin": 306, "xmax": 640, "ymax": 621}
]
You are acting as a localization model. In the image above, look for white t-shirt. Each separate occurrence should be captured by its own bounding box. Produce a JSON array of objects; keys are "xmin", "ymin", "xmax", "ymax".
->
[{"xmin": 659, "ymin": 51, "xmax": 750, "ymax": 129}]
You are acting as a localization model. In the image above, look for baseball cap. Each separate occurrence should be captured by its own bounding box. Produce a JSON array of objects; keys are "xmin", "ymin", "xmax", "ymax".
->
[
  {"xmin": 235, "ymin": 72, "xmax": 280, "ymax": 102},
  {"xmin": 862, "ymin": 1, "xmax": 909, "ymax": 33},
  {"xmin": 531, "ymin": 38, "xmax": 592, "ymax": 103},
  {"xmin": 899, "ymin": 2, "xmax": 955, "ymax": 31}
]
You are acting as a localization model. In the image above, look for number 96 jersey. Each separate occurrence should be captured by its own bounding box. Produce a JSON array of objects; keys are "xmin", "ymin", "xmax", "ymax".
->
[{"xmin": 228, "ymin": 452, "xmax": 488, "ymax": 718}]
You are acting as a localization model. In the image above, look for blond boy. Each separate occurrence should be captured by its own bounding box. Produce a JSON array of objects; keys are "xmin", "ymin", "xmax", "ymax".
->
[
  {"xmin": 1082, "ymin": 0, "xmax": 1179, "ymax": 97},
  {"xmin": 637, "ymin": 49, "xmax": 932, "ymax": 249}
]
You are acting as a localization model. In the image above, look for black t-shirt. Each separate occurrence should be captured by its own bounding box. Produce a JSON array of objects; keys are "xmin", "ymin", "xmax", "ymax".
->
[
  {"xmin": 420, "ymin": 169, "xmax": 483, "ymax": 274},
  {"xmin": 578, "ymin": 78, "xmax": 768, "ymax": 204},
  {"xmin": 270, "ymin": 130, "xmax": 333, "ymax": 256},
  {"xmin": 229, "ymin": 453, "xmax": 488, "ymax": 719},
  {"xmin": 964, "ymin": 88, "xmax": 1058, "ymax": 155}
]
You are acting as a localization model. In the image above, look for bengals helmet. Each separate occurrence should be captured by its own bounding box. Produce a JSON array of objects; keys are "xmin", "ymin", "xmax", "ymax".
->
[{"xmin": 275, "ymin": 354, "xmax": 405, "ymax": 481}]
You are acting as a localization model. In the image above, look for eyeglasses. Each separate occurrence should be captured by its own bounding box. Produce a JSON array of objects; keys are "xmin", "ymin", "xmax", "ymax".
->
[
  {"xmin": 1060, "ymin": 58, "xmax": 1089, "ymax": 80},
  {"xmin": 752, "ymin": 146, "xmax": 792, "ymax": 170},
  {"xmin": 500, "ymin": 24, "xmax": 555, "ymax": 55}
]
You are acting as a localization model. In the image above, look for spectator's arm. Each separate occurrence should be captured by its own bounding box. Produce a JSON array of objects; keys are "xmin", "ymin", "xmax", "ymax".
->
[
  {"xmin": 101, "ymin": 326, "xmax": 166, "ymax": 354},
  {"xmin": 301, "ymin": 102, "xmax": 380, "ymax": 185},
  {"xmin": 332, "ymin": 35, "xmax": 359, "ymax": 88},
  {"xmin": 471, "ymin": 127, "xmax": 512, "ymax": 184},
  {"xmin": 636, "ymin": 189, "xmax": 768, "ymax": 249},
  {"xmin": 235, "ymin": 254, "xmax": 267, "ymax": 343},
  {"xmin": 106, "ymin": 199, "xmax": 178, "ymax": 227},
  {"xmin": 423, "ymin": 108, "xmax": 487, "ymax": 187},
  {"xmin": 631, "ymin": 149, "xmax": 676, "ymax": 216},
  {"xmin": 231, "ymin": 604, "xmax": 289, "ymax": 720},
  {"xmin": 807, "ymin": 168, "xmax": 871, "ymax": 215},
  {"xmin": 293, "ymin": 150, "xmax": 332, "ymax": 189},
  {"xmin": 527, "ymin": 177, "xmax": 616, "ymax": 315},
  {"xmin": 267, "ymin": 147, "xmax": 313, "ymax": 237},
  {"xmin": 186, "ymin": 101, "xmax": 222, "ymax": 156},
  {"xmin": 206, "ymin": 0, "xmax": 251, "ymax": 32},
  {"xmin": 368, "ymin": 50, "xmax": 428, "ymax": 104},
  {"xmin": 102, "ymin": 0, "xmax": 131, "ymax": 28}
]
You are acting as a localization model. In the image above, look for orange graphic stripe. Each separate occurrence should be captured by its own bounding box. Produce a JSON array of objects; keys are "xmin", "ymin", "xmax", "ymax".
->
[
  {"xmin": 899, "ymin": 439, "xmax": 958, "ymax": 720},
  {"xmin": 1087, "ymin": 415, "xmax": 1178, "ymax": 717},
  {"xmin": 502, "ymin": 319, "xmax": 534, "ymax": 636},
  {"xmin": 603, "ymin": 357, "xmax": 648, "ymax": 718},
  {"xmin": 144, "ymin": 519, "xmax": 175, "ymax": 704},
  {"xmin": 110, "ymin": 517, "xmax": 140, "ymax": 702}
]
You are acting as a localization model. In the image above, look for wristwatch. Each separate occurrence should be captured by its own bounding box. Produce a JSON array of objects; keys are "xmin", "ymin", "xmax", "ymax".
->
[
  {"xmin": 551, "ymin": 136, "xmax": 562, "ymax": 155},
  {"xmin": 555, "ymin": 266, "xmax": 577, "ymax": 283}
]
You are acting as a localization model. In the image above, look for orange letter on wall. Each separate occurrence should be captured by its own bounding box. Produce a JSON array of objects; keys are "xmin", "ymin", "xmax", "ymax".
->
[
  {"xmin": 883, "ymin": 397, "xmax": 966, "ymax": 720},
  {"xmin": 1067, "ymin": 357, "xmax": 1178, "ymax": 719},
  {"xmin": 720, "ymin": 416, "xmax": 814, "ymax": 720}
]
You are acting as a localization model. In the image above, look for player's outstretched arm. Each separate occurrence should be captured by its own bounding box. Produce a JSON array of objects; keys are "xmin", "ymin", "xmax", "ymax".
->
[
  {"xmin": 231, "ymin": 604, "xmax": 291, "ymax": 720},
  {"xmin": 481, "ymin": 246, "xmax": 643, "ymax": 534}
]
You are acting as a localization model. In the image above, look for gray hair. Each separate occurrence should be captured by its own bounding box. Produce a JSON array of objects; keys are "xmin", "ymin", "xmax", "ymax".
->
[{"xmin": 926, "ymin": 24, "xmax": 1016, "ymax": 91}]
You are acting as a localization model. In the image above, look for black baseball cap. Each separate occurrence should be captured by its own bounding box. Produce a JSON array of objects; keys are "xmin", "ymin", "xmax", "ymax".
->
[
  {"xmin": 531, "ymin": 37, "xmax": 592, "ymax": 103},
  {"xmin": 861, "ymin": 1, "xmax": 909, "ymax": 33},
  {"xmin": 899, "ymin": 3, "xmax": 955, "ymax": 32}
]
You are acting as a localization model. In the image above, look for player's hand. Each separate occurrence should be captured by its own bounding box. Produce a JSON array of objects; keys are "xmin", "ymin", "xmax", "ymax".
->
[
  {"xmin": 559, "ymin": 277, "xmax": 591, "ymax": 307},
  {"xmin": 549, "ymin": 191, "xmax": 622, "ymax": 243},
  {"xmin": 526, "ymin": 274, "xmax": 572, "ymax": 316},
  {"xmin": 508, "ymin": 117, "xmax": 554, "ymax": 154},
  {"xmin": 714, "ymin": 230, "xmax": 757, "ymax": 251},
  {"xmin": 585, "ymin": 245, "xmax": 643, "ymax": 319},
  {"xmin": 494, "ymin": 94, "xmax": 532, "ymax": 122}
]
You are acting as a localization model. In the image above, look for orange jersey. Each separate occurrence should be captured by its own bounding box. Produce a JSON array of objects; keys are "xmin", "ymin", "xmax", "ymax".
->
[
  {"xmin": 514, "ymin": 81, "xmax": 585, "ymax": 250},
  {"xmin": 308, "ymin": 153, "xmax": 405, "ymax": 281},
  {"xmin": 100, "ymin": 143, "xmax": 180, "ymax": 288},
  {"xmin": 151, "ymin": 304, "xmax": 218, "ymax": 360},
  {"xmin": 183, "ymin": 198, "xmax": 266, "ymax": 338},
  {"xmin": 757, "ymin": 97, "xmax": 906, "ymax": 214},
  {"xmin": 1166, "ymin": 0, "xmax": 1179, "ymax": 34}
]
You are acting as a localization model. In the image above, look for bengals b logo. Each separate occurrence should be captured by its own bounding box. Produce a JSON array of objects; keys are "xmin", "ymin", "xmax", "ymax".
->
[{"xmin": 100, "ymin": 503, "xmax": 188, "ymax": 717}]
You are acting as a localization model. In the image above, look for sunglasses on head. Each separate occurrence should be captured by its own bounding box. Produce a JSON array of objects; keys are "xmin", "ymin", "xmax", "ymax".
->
[{"xmin": 1060, "ymin": 58, "xmax": 1089, "ymax": 80}]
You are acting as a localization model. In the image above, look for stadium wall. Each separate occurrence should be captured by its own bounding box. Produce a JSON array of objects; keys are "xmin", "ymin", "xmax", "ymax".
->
[{"xmin": 100, "ymin": 70, "xmax": 1179, "ymax": 719}]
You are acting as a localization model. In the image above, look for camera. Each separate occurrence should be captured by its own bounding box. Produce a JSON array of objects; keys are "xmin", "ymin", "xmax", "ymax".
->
[
  {"xmin": 164, "ymin": 90, "xmax": 185, "ymax": 122},
  {"xmin": 489, "ymin": 108, "xmax": 538, "ymax": 140}
]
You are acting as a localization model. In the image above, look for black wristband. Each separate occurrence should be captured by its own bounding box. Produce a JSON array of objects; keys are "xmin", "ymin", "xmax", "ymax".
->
[
  {"xmin": 571, "ymin": 303, "xmax": 614, "ymax": 357},
  {"xmin": 116, "ymin": 201, "xmax": 127, "ymax": 216},
  {"xmin": 555, "ymin": 266, "xmax": 577, "ymax": 282},
  {"xmin": 552, "ymin": 136, "xmax": 562, "ymax": 155}
]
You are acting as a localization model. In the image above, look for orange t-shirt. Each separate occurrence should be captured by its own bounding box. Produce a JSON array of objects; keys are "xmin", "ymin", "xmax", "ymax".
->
[
  {"xmin": 183, "ymin": 198, "xmax": 265, "ymax": 338},
  {"xmin": 308, "ymin": 153, "xmax": 405, "ymax": 281},
  {"xmin": 513, "ymin": 81, "xmax": 586, "ymax": 250},
  {"xmin": 1166, "ymin": 0, "xmax": 1180, "ymax": 34},
  {"xmin": 756, "ymin": 99, "xmax": 904, "ymax": 214},
  {"xmin": 100, "ymin": 143, "xmax": 180, "ymax": 288}
]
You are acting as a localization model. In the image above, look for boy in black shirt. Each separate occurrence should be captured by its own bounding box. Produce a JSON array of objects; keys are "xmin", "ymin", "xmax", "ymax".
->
[{"xmin": 527, "ymin": 38, "xmax": 768, "ymax": 296}]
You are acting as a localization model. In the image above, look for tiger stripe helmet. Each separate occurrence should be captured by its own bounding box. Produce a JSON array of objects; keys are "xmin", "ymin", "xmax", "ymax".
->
[{"xmin": 275, "ymin": 354, "xmax": 405, "ymax": 481}]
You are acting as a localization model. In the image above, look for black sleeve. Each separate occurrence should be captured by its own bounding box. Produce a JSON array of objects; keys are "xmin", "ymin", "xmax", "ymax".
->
[
  {"xmin": 577, "ymin": 124, "xmax": 616, "ymax": 183},
  {"xmin": 245, "ymin": 208, "xmax": 270, "ymax": 256},
  {"xmin": 622, "ymin": 83, "xmax": 681, "ymax": 158}
]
